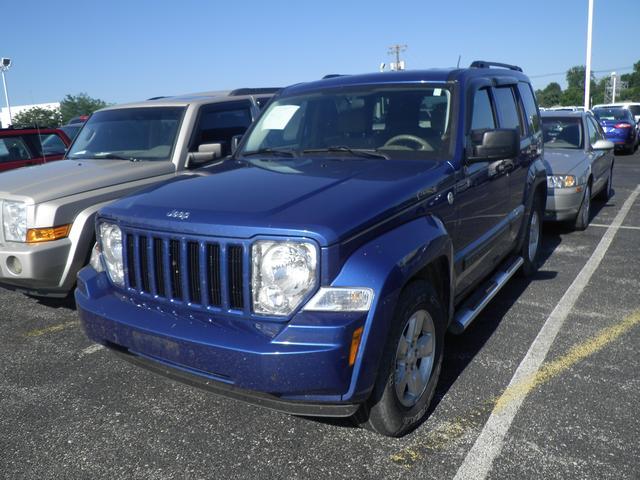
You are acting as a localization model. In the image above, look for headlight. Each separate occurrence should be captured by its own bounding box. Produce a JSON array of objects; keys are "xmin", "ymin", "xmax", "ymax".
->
[
  {"xmin": 2, "ymin": 201, "xmax": 27, "ymax": 242},
  {"xmin": 99, "ymin": 222, "xmax": 124, "ymax": 286},
  {"xmin": 547, "ymin": 175, "xmax": 577, "ymax": 189},
  {"xmin": 251, "ymin": 240, "xmax": 317, "ymax": 316}
]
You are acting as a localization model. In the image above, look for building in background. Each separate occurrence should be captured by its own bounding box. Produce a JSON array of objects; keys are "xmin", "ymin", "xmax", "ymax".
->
[{"xmin": 0, "ymin": 102, "xmax": 60, "ymax": 128}]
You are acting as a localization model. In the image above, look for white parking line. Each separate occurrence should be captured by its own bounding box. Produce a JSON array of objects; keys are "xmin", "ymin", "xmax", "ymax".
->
[
  {"xmin": 453, "ymin": 184, "xmax": 640, "ymax": 480},
  {"xmin": 589, "ymin": 223, "xmax": 640, "ymax": 231},
  {"xmin": 80, "ymin": 344, "xmax": 105, "ymax": 357}
]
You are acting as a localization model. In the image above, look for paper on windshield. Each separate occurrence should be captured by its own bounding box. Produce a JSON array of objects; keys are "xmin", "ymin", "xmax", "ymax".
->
[{"xmin": 262, "ymin": 105, "xmax": 300, "ymax": 130}]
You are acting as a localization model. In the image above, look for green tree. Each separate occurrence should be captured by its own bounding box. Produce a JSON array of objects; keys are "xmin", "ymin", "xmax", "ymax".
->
[
  {"xmin": 59, "ymin": 93, "xmax": 109, "ymax": 124},
  {"xmin": 535, "ymin": 82, "xmax": 562, "ymax": 107},
  {"xmin": 12, "ymin": 106, "xmax": 63, "ymax": 128}
]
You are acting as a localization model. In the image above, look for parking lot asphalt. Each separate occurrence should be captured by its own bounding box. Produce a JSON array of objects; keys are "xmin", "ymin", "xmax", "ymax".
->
[{"xmin": 1, "ymin": 151, "xmax": 639, "ymax": 480}]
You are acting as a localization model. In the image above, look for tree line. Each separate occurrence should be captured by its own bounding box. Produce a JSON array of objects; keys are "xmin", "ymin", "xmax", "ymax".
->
[
  {"xmin": 535, "ymin": 60, "xmax": 640, "ymax": 108},
  {"xmin": 10, "ymin": 93, "xmax": 109, "ymax": 128}
]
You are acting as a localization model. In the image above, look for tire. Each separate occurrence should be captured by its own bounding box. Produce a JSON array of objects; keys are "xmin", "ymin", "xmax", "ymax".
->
[
  {"xmin": 520, "ymin": 193, "xmax": 543, "ymax": 277},
  {"xmin": 573, "ymin": 184, "xmax": 591, "ymax": 231},
  {"xmin": 355, "ymin": 280, "xmax": 445, "ymax": 437},
  {"xmin": 596, "ymin": 167, "xmax": 613, "ymax": 202}
]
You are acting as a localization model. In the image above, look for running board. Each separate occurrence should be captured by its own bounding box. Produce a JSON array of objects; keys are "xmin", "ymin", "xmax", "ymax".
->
[{"xmin": 449, "ymin": 256, "xmax": 524, "ymax": 335}]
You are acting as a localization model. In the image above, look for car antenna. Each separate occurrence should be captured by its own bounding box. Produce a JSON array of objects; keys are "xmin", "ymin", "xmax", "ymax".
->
[{"xmin": 456, "ymin": 55, "xmax": 461, "ymax": 68}]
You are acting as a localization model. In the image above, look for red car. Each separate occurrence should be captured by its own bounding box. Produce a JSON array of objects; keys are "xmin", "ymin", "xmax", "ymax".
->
[{"xmin": 0, "ymin": 127, "xmax": 72, "ymax": 172}]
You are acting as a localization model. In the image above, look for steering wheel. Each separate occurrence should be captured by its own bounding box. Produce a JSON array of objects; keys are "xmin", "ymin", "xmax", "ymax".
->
[{"xmin": 383, "ymin": 134, "xmax": 433, "ymax": 151}]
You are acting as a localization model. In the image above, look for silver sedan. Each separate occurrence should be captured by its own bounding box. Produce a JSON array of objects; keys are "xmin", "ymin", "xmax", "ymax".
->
[{"xmin": 541, "ymin": 111, "xmax": 615, "ymax": 230}]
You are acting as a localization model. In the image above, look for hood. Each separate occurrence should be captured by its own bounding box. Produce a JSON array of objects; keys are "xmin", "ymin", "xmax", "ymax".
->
[
  {"xmin": 543, "ymin": 149, "xmax": 588, "ymax": 175},
  {"xmin": 0, "ymin": 159, "xmax": 176, "ymax": 204},
  {"xmin": 103, "ymin": 157, "xmax": 450, "ymax": 246}
]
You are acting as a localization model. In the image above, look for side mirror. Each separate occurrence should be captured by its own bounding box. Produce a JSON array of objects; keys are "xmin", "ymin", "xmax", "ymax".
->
[
  {"xmin": 592, "ymin": 139, "xmax": 614, "ymax": 151},
  {"xmin": 467, "ymin": 128, "xmax": 519, "ymax": 163},
  {"xmin": 186, "ymin": 142, "xmax": 222, "ymax": 167},
  {"xmin": 231, "ymin": 134, "xmax": 243, "ymax": 154}
]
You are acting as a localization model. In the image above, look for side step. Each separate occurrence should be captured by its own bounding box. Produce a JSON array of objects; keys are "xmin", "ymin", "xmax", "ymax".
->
[{"xmin": 449, "ymin": 256, "xmax": 524, "ymax": 335}]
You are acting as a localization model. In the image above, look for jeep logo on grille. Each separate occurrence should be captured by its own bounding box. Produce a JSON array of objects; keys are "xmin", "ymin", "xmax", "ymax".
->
[{"xmin": 166, "ymin": 210, "xmax": 191, "ymax": 220}]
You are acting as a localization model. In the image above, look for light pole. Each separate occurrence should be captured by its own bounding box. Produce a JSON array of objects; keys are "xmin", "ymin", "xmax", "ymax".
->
[
  {"xmin": 0, "ymin": 58, "xmax": 13, "ymax": 127},
  {"xmin": 584, "ymin": 0, "xmax": 594, "ymax": 111}
]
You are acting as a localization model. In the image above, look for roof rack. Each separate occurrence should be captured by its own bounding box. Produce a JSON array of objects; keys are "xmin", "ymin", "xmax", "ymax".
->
[
  {"xmin": 147, "ymin": 96, "xmax": 169, "ymax": 100},
  {"xmin": 229, "ymin": 88, "xmax": 281, "ymax": 96},
  {"xmin": 322, "ymin": 74, "xmax": 348, "ymax": 79},
  {"xmin": 469, "ymin": 60, "xmax": 522, "ymax": 72}
]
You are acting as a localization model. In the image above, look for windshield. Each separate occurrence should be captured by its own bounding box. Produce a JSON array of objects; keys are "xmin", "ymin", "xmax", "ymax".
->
[
  {"xmin": 240, "ymin": 85, "xmax": 454, "ymax": 160},
  {"xmin": 593, "ymin": 108, "xmax": 630, "ymax": 122},
  {"xmin": 67, "ymin": 107, "xmax": 185, "ymax": 161},
  {"xmin": 542, "ymin": 117, "xmax": 583, "ymax": 149}
]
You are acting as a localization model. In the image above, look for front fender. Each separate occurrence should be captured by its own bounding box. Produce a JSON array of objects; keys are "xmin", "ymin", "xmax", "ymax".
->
[
  {"xmin": 330, "ymin": 215, "xmax": 453, "ymax": 402},
  {"xmin": 516, "ymin": 157, "xmax": 547, "ymax": 251}
]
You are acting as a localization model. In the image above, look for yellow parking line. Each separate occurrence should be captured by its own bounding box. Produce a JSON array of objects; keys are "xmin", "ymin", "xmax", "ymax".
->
[
  {"xmin": 390, "ymin": 310, "xmax": 640, "ymax": 466},
  {"xmin": 25, "ymin": 320, "xmax": 79, "ymax": 337}
]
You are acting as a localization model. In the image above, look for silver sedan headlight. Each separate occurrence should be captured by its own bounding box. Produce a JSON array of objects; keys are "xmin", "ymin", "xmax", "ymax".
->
[
  {"xmin": 547, "ymin": 175, "xmax": 577, "ymax": 189},
  {"xmin": 251, "ymin": 240, "xmax": 317, "ymax": 316},
  {"xmin": 99, "ymin": 222, "xmax": 124, "ymax": 286},
  {"xmin": 2, "ymin": 201, "xmax": 27, "ymax": 242}
]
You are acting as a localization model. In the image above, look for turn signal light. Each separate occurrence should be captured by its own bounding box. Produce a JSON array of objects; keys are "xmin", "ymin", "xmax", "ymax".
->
[
  {"xmin": 349, "ymin": 327, "xmax": 364, "ymax": 366},
  {"xmin": 26, "ymin": 224, "xmax": 71, "ymax": 243}
]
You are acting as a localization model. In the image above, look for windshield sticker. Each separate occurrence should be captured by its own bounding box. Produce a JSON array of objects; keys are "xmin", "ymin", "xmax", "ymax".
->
[{"xmin": 262, "ymin": 105, "xmax": 300, "ymax": 130}]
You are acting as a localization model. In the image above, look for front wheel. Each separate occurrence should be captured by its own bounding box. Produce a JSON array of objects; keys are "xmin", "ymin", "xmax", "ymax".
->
[
  {"xmin": 573, "ymin": 184, "xmax": 591, "ymax": 231},
  {"xmin": 355, "ymin": 280, "xmax": 445, "ymax": 437},
  {"xmin": 520, "ymin": 194, "xmax": 543, "ymax": 277}
]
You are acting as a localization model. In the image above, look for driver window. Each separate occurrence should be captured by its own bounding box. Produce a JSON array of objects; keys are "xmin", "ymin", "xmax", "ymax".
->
[{"xmin": 471, "ymin": 89, "xmax": 495, "ymax": 131}]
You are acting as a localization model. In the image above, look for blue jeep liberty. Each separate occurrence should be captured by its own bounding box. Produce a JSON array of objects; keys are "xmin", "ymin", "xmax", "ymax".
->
[{"xmin": 76, "ymin": 61, "xmax": 547, "ymax": 437}]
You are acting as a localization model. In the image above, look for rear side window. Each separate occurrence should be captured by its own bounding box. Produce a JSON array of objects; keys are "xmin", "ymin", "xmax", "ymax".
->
[
  {"xmin": 628, "ymin": 105, "xmax": 640, "ymax": 118},
  {"xmin": 28, "ymin": 134, "xmax": 67, "ymax": 156},
  {"xmin": 494, "ymin": 87, "xmax": 525, "ymax": 136},
  {"xmin": 0, "ymin": 137, "xmax": 31, "ymax": 162},
  {"xmin": 517, "ymin": 83, "xmax": 541, "ymax": 134},
  {"xmin": 471, "ymin": 88, "xmax": 495, "ymax": 131}
]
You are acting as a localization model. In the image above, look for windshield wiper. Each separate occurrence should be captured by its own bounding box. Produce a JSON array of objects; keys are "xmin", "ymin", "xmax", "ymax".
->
[
  {"xmin": 302, "ymin": 146, "xmax": 389, "ymax": 160},
  {"xmin": 242, "ymin": 148, "xmax": 296, "ymax": 158},
  {"xmin": 93, "ymin": 152, "xmax": 141, "ymax": 162}
]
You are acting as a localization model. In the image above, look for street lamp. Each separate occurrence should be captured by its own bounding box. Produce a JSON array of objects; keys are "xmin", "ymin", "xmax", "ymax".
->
[
  {"xmin": 0, "ymin": 58, "xmax": 13, "ymax": 127},
  {"xmin": 584, "ymin": 0, "xmax": 594, "ymax": 110}
]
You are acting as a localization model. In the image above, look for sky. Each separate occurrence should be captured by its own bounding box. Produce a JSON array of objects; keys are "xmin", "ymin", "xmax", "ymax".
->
[{"xmin": 2, "ymin": 0, "xmax": 638, "ymax": 107}]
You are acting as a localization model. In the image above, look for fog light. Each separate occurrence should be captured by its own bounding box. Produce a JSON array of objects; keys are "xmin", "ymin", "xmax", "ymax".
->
[{"xmin": 7, "ymin": 256, "xmax": 22, "ymax": 275}]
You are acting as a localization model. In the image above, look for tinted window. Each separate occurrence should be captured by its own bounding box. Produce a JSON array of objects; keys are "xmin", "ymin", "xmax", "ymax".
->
[
  {"xmin": 0, "ymin": 137, "xmax": 31, "ymax": 162},
  {"xmin": 628, "ymin": 106, "xmax": 640, "ymax": 117},
  {"xmin": 541, "ymin": 117, "xmax": 583, "ymax": 149},
  {"xmin": 34, "ymin": 134, "xmax": 67, "ymax": 156},
  {"xmin": 494, "ymin": 87, "xmax": 524, "ymax": 135},
  {"xmin": 593, "ymin": 108, "xmax": 630, "ymax": 121},
  {"xmin": 517, "ymin": 83, "xmax": 540, "ymax": 133},
  {"xmin": 200, "ymin": 108, "xmax": 252, "ymax": 130},
  {"xmin": 471, "ymin": 89, "xmax": 495, "ymax": 131},
  {"xmin": 194, "ymin": 104, "xmax": 253, "ymax": 156}
]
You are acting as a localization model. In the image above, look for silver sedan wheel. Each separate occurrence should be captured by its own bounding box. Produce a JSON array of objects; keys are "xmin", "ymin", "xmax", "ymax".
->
[
  {"xmin": 581, "ymin": 186, "xmax": 591, "ymax": 226},
  {"xmin": 394, "ymin": 309, "xmax": 436, "ymax": 407},
  {"xmin": 528, "ymin": 209, "xmax": 540, "ymax": 262}
]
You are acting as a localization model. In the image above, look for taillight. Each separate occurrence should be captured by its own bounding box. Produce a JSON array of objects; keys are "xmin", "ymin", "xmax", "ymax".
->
[{"xmin": 614, "ymin": 123, "xmax": 632, "ymax": 129}]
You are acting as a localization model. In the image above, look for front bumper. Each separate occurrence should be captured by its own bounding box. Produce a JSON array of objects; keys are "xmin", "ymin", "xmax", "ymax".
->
[
  {"xmin": 0, "ymin": 238, "xmax": 72, "ymax": 296},
  {"xmin": 544, "ymin": 187, "xmax": 584, "ymax": 222},
  {"xmin": 75, "ymin": 267, "xmax": 368, "ymax": 415}
]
